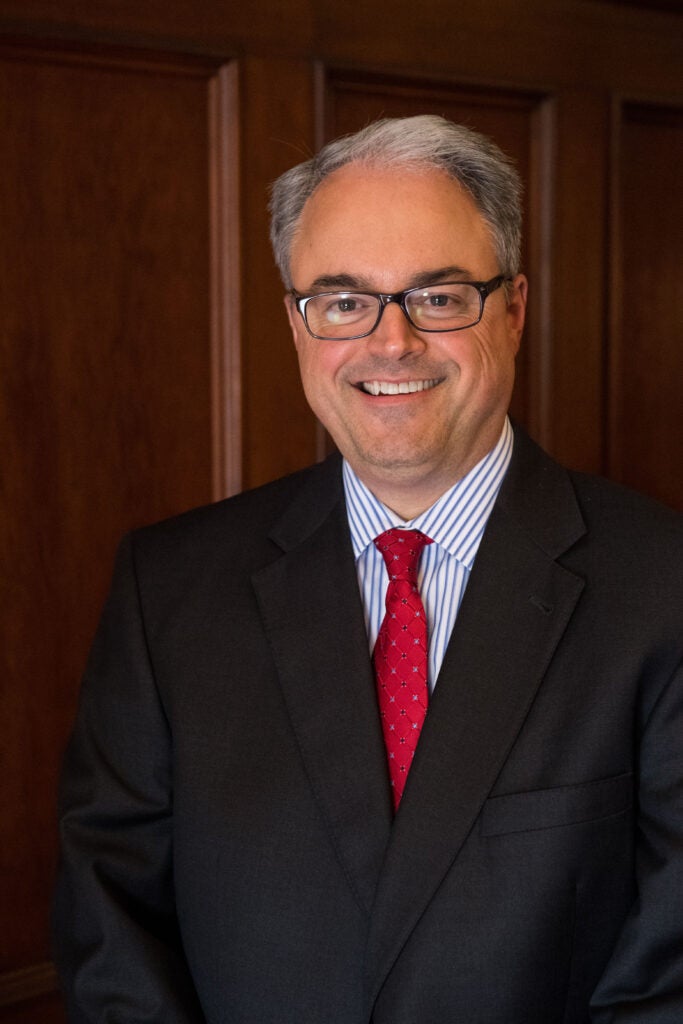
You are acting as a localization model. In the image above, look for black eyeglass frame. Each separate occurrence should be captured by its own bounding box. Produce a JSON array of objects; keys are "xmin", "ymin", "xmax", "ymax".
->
[{"xmin": 290, "ymin": 274, "xmax": 511, "ymax": 341}]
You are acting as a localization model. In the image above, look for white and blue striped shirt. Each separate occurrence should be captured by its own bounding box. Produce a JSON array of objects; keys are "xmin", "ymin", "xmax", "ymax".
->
[{"xmin": 343, "ymin": 417, "xmax": 513, "ymax": 691}]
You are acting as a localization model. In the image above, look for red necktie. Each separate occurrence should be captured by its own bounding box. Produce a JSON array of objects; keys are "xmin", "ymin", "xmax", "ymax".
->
[{"xmin": 373, "ymin": 528, "xmax": 433, "ymax": 811}]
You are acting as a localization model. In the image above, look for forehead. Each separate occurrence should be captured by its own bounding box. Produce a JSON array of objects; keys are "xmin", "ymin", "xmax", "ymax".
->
[{"xmin": 289, "ymin": 162, "xmax": 498, "ymax": 289}]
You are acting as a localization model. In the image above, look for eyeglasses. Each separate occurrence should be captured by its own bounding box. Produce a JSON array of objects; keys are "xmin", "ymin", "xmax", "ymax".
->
[{"xmin": 291, "ymin": 275, "xmax": 510, "ymax": 341}]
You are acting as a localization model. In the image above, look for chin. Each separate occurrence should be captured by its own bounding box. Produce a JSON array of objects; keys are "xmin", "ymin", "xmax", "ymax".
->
[{"xmin": 355, "ymin": 444, "xmax": 435, "ymax": 474}]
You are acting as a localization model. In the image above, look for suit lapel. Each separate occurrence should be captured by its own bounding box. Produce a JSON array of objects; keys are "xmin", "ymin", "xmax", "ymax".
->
[
  {"xmin": 251, "ymin": 458, "xmax": 392, "ymax": 917},
  {"xmin": 364, "ymin": 430, "xmax": 587, "ymax": 1002}
]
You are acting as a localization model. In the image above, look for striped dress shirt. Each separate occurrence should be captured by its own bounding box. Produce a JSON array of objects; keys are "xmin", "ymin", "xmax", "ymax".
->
[{"xmin": 343, "ymin": 417, "xmax": 513, "ymax": 691}]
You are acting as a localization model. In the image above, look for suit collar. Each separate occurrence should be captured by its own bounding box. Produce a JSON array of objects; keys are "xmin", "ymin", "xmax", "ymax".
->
[
  {"xmin": 266, "ymin": 452, "xmax": 346, "ymax": 552},
  {"xmin": 265, "ymin": 426, "xmax": 583, "ymax": 558},
  {"xmin": 496, "ymin": 423, "xmax": 587, "ymax": 558}
]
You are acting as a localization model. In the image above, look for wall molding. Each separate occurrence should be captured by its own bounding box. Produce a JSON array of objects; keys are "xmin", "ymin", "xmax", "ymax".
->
[
  {"xmin": 0, "ymin": 960, "xmax": 59, "ymax": 1007},
  {"xmin": 209, "ymin": 59, "xmax": 242, "ymax": 499}
]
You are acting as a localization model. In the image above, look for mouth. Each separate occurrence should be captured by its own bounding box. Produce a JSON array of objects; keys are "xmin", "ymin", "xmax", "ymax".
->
[{"xmin": 357, "ymin": 378, "xmax": 441, "ymax": 397}]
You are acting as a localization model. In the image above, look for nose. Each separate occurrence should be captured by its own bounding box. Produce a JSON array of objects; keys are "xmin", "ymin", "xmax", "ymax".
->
[{"xmin": 365, "ymin": 300, "xmax": 426, "ymax": 358}]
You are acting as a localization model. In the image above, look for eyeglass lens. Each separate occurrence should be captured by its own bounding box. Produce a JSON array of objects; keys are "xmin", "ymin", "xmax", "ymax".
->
[{"xmin": 303, "ymin": 282, "xmax": 485, "ymax": 339}]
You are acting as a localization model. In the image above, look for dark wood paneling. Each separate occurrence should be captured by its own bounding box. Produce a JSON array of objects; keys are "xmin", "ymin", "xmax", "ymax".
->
[
  {"xmin": 0, "ymin": 986, "xmax": 64, "ymax": 1024},
  {"xmin": 548, "ymin": 91, "xmax": 610, "ymax": 474},
  {"xmin": 0, "ymin": 40, "xmax": 236, "ymax": 1017},
  {"xmin": 313, "ymin": 0, "xmax": 682, "ymax": 95},
  {"xmin": 609, "ymin": 101, "xmax": 683, "ymax": 509},
  {"xmin": 0, "ymin": 963, "xmax": 59, "ymax": 1014},
  {"xmin": 209, "ymin": 60, "xmax": 242, "ymax": 498},
  {"xmin": 239, "ymin": 56, "xmax": 318, "ymax": 489},
  {"xmin": 0, "ymin": 0, "xmax": 316, "ymax": 59},
  {"xmin": 597, "ymin": 0, "xmax": 683, "ymax": 13},
  {"xmin": 0, "ymin": 1, "xmax": 680, "ymax": 95}
]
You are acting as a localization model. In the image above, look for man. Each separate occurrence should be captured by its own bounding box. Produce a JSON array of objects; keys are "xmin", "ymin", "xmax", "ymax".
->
[{"xmin": 54, "ymin": 116, "xmax": 683, "ymax": 1022}]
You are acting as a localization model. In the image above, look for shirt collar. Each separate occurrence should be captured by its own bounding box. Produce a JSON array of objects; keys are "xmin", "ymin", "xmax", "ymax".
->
[{"xmin": 343, "ymin": 417, "xmax": 513, "ymax": 570}]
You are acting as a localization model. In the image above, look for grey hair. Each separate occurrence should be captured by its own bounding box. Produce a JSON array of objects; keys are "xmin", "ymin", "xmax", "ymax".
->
[{"xmin": 269, "ymin": 114, "xmax": 523, "ymax": 289}]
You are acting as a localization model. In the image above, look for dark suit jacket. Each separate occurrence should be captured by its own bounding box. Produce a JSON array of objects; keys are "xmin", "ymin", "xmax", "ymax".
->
[{"xmin": 54, "ymin": 428, "xmax": 683, "ymax": 1023}]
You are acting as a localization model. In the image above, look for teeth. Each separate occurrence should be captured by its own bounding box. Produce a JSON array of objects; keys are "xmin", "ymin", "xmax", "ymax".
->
[{"xmin": 362, "ymin": 379, "xmax": 439, "ymax": 396}]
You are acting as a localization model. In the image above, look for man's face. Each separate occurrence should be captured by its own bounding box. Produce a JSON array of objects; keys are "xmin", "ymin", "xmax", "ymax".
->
[{"xmin": 286, "ymin": 162, "xmax": 527, "ymax": 515}]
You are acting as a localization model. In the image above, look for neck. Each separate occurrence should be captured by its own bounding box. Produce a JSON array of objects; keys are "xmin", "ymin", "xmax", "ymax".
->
[
  {"xmin": 353, "ymin": 461, "xmax": 475, "ymax": 521},
  {"xmin": 347, "ymin": 422, "xmax": 508, "ymax": 520}
]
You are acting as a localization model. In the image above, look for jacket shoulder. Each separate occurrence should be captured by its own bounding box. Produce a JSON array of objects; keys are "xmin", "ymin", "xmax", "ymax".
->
[
  {"xmin": 568, "ymin": 467, "xmax": 683, "ymax": 546},
  {"xmin": 505, "ymin": 425, "xmax": 683, "ymax": 570},
  {"xmin": 128, "ymin": 454, "xmax": 344, "ymax": 573}
]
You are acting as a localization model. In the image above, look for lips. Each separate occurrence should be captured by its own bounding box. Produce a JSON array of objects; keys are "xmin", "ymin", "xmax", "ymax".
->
[{"xmin": 358, "ymin": 378, "xmax": 441, "ymax": 396}]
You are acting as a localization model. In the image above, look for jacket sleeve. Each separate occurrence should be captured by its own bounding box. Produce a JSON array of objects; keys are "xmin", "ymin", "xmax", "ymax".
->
[
  {"xmin": 53, "ymin": 534, "xmax": 205, "ymax": 1023},
  {"xmin": 590, "ymin": 654, "xmax": 683, "ymax": 1022}
]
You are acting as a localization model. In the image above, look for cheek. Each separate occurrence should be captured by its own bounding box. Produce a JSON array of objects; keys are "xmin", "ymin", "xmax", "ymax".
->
[
  {"xmin": 296, "ymin": 337, "xmax": 351, "ymax": 389},
  {"xmin": 293, "ymin": 333, "xmax": 320, "ymax": 383},
  {"xmin": 295, "ymin": 347, "xmax": 342, "ymax": 419},
  {"xmin": 298, "ymin": 346, "xmax": 329, "ymax": 388},
  {"xmin": 462, "ymin": 328, "xmax": 516, "ymax": 375}
]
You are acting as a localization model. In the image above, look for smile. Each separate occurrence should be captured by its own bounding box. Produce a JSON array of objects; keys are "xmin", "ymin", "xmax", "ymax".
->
[{"xmin": 358, "ymin": 378, "xmax": 441, "ymax": 396}]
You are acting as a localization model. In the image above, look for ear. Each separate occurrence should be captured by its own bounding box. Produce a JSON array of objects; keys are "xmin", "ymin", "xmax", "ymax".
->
[
  {"xmin": 284, "ymin": 294, "xmax": 298, "ymax": 336},
  {"xmin": 506, "ymin": 274, "xmax": 528, "ymax": 353},
  {"xmin": 284, "ymin": 294, "xmax": 309, "ymax": 357}
]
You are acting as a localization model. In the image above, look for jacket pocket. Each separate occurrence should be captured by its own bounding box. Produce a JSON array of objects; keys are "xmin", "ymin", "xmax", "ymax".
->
[{"xmin": 480, "ymin": 772, "xmax": 633, "ymax": 837}]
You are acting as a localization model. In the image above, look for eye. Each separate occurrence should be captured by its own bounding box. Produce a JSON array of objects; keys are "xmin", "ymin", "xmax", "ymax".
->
[
  {"xmin": 335, "ymin": 297, "xmax": 359, "ymax": 314},
  {"xmin": 426, "ymin": 293, "xmax": 459, "ymax": 308},
  {"xmin": 412, "ymin": 290, "xmax": 461, "ymax": 316},
  {"xmin": 318, "ymin": 293, "xmax": 375, "ymax": 324},
  {"xmin": 409, "ymin": 284, "xmax": 476, "ymax": 322}
]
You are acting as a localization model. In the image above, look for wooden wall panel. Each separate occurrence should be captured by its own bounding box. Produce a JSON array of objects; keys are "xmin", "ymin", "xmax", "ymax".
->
[
  {"xmin": 548, "ymin": 91, "xmax": 610, "ymax": 475},
  {"xmin": 608, "ymin": 101, "xmax": 683, "ymax": 510},
  {"xmin": 313, "ymin": 0, "xmax": 682, "ymax": 96},
  {"xmin": 0, "ymin": 964, "xmax": 60, "ymax": 1020},
  {"xmin": 209, "ymin": 61, "xmax": 242, "ymax": 499},
  {"xmin": 0, "ymin": 41, "xmax": 237, "ymax": 1019},
  {"xmin": 239, "ymin": 57, "xmax": 318, "ymax": 489},
  {"xmin": 322, "ymin": 70, "xmax": 553, "ymax": 445}
]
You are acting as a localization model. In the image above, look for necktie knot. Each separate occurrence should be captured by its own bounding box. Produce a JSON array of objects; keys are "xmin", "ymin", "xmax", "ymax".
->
[{"xmin": 374, "ymin": 528, "xmax": 432, "ymax": 584}]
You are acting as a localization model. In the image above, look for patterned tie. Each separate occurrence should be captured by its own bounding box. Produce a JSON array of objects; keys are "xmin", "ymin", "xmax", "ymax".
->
[{"xmin": 373, "ymin": 528, "xmax": 433, "ymax": 811}]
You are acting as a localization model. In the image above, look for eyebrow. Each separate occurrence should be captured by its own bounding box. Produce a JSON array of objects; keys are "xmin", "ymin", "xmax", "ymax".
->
[{"xmin": 305, "ymin": 265, "xmax": 473, "ymax": 293}]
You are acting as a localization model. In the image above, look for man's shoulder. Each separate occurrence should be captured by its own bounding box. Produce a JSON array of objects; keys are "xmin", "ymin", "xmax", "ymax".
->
[
  {"xmin": 513, "ymin": 426, "xmax": 679, "ymax": 516},
  {"xmin": 506, "ymin": 425, "xmax": 683, "ymax": 559},
  {"xmin": 568, "ymin": 465, "xmax": 682, "ymax": 531},
  {"xmin": 566, "ymin": 469, "xmax": 683, "ymax": 597},
  {"xmin": 129, "ymin": 453, "xmax": 344, "ymax": 568}
]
